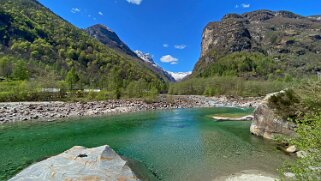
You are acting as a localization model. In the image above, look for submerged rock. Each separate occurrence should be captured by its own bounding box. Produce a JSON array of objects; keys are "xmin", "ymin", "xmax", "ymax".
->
[
  {"xmin": 250, "ymin": 91, "xmax": 296, "ymax": 139},
  {"xmin": 9, "ymin": 145, "xmax": 139, "ymax": 181}
]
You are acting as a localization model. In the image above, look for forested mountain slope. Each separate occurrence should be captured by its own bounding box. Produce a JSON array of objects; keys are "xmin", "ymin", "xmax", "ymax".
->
[
  {"xmin": 0, "ymin": 0, "xmax": 167, "ymax": 91},
  {"xmin": 86, "ymin": 24, "xmax": 175, "ymax": 82}
]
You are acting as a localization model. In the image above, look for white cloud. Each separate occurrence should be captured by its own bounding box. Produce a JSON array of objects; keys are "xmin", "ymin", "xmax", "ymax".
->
[
  {"xmin": 174, "ymin": 44, "xmax": 187, "ymax": 50},
  {"xmin": 160, "ymin": 55, "xmax": 178, "ymax": 65},
  {"xmin": 163, "ymin": 44, "xmax": 169, "ymax": 48},
  {"xmin": 126, "ymin": 0, "xmax": 143, "ymax": 5},
  {"xmin": 241, "ymin": 3, "xmax": 250, "ymax": 8},
  {"xmin": 71, "ymin": 8, "xmax": 80, "ymax": 13},
  {"xmin": 98, "ymin": 11, "xmax": 103, "ymax": 16}
]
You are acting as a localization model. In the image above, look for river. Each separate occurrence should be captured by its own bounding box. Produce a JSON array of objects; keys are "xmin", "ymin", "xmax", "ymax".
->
[{"xmin": 0, "ymin": 107, "xmax": 291, "ymax": 180}]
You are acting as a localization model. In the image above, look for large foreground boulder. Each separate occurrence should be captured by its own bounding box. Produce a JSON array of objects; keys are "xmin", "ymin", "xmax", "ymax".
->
[
  {"xmin": 250, "ymin": 91, "xmax": 296, "ymax": 139},
  {"xmin": 9, "ymin": 145, "xmax": 139, "ymax": 181}
]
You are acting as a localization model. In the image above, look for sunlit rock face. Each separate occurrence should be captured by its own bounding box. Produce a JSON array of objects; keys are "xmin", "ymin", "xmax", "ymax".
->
[
  {"xmin": 193, "ymin": 10, "xmax": 321, "ymax": 77},
  {"xmin": 9, "ymin": 145, "xmax": 139, "ymax": 181}
]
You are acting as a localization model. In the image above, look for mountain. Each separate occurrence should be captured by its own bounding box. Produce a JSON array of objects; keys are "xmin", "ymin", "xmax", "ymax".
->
[
  {"xmin": 134, "ymin": 50, "xmax": 154, "ymax": 64},
  {"xmin": 193, "ymin": 10, "xmax": 321, "ymax": 79},
  {"xmin": 308, "ymin": 15, "xmax": 321, "ymax": 21},
  {"xmin": 0, "ymin": 0, "xmax": 167, "ymax": 91},
  {"xmin": 167, "ymin": 71, "xmax": 192, "ymax": 81},
  {"xmin": 134, "ymin": 50, "xmax": 176, "ymax": 82},
  {"xmin": 85, "ymin": 24, "xmax": 138, "ymax": 58},
  {"xmin": 85, "ymin": 25, "xmax": 175, "ymax": 82}
]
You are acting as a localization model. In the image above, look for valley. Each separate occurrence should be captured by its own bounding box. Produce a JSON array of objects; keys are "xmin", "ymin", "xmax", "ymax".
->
[{"xmin": 0, "ymin": 0, "xmax": 320, "ymax": 180}]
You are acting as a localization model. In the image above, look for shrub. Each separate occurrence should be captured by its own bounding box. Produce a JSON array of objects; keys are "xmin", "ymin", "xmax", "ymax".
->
[
  {"xmin": 279, "ymin": 114, "xmax": 321, "ymax": 180},
  {"xmin": 169, "ymin": 77, "xmax": 289, "ymax": 97},
  {"xmin": 268, "ymin": 89, "xmax": 303, "ymax": 121}
]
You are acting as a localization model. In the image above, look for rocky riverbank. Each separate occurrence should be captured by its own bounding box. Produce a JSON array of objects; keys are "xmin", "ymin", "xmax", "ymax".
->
[{"xmin": 0, "ymin": 95, "xmax": 261, "ymax": 124}]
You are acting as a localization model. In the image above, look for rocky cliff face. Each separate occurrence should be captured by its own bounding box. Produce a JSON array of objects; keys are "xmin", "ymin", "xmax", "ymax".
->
[
  {"xmin": 250, "ymin": 91, "xmax": 296, "ymax": 139},
  {"xmin": 194, "ymin": 10, "xmax": 321, "ymax": 77},
  {"xmin": 9, "ymin": 145, "xmax": 140, "ymax": 181}
]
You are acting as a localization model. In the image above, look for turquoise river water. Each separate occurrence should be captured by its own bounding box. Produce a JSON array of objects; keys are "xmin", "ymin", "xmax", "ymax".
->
[{"xmin": 0, "ymin": 107, "xmax": 291, "ymax": 180}]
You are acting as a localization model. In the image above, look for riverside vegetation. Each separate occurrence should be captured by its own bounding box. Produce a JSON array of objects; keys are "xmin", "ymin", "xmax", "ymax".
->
[{"xmin": 273, "ymin": 81, "xmax": 321, "ymax": 180}]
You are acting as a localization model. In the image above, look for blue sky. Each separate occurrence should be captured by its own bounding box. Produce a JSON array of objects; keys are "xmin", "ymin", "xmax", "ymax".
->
[{"xmin": 38, "ymin": 0, "xmax": 321, "ymax": 72}]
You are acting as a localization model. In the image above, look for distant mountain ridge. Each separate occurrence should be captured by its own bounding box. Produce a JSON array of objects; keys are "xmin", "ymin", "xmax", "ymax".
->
[
  {"xmin": 192, "ymin": 10, "xmax": 321, "ymax": 79},
  {"xmin": 308, "ymin": 15, "xmax": 321, "ymax": 21},
  {"xmin": 134, "ymin": 50, "xmax": 176, "ymax": 82},
  {"xmin": 167, "ymin": 71, "xmax": 192, "ymax": 81},
  {"xmin": 134, "ymin": 50, "xmax": 190, "ymax": 81},
  {"xmin": 86, "ymin": 24, "xmax": 175, "ymax": 82}
]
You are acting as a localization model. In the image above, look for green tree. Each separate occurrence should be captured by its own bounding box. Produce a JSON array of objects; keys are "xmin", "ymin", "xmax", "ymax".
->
[
  {"xmin": 12, "ymin": 60, "xmax": 29, "ymax": 80},
  {"xmin": 65, "ymin": 68, "xmax": 79, "ymax": 90},
  {"xmin": 0, "ymin": 56, "xmax": 13, "ymax": 78}
]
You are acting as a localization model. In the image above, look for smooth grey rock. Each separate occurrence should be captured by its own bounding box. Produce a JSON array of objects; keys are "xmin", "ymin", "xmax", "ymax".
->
[{"xmin": 9, "ymin": 145, "xmax": 139, "ymax": 181}]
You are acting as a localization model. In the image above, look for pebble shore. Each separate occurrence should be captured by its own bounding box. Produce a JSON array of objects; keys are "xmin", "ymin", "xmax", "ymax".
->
[{"xmin": 0, "ymin": 95, "xmax": 261, "ymax": 124}]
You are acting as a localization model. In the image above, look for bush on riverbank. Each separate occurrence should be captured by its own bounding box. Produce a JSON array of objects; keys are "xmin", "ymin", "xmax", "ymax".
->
[
  {"xmin": 274, "ymin": 80, "xmax": 321, "ymax": 180},
  {"xmin": 168, "ymin": 76, "xmax": 292, "ymax": 97},
  {"xmin": 0, "ymin": 80, "xmax": 160, "ymax": 102},
  {"xmin": 279, "ymin": 113, "xmax": 321, "ymax": 180}
]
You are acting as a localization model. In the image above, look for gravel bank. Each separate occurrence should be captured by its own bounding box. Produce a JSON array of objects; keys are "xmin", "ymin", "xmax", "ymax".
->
[{"xmin": 0, "ymin": 95, "xmax": 261, "ymax": 124}]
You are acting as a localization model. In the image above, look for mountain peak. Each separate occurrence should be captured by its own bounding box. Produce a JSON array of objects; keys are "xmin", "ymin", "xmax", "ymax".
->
[
  {"xmin": 134, "ymin": 50, "xmax": 154, "ymax": 64},
  {"xmin": 86, "ymin": 24, "xmax": 137, "ymax": 57},
  {"xmin": 90, "ymin": 24, "xmax": 114, "ymax": 32}
]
